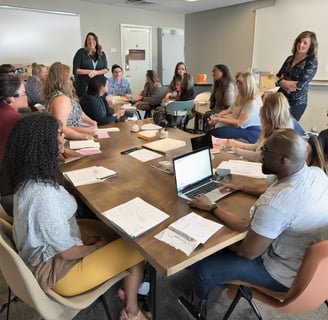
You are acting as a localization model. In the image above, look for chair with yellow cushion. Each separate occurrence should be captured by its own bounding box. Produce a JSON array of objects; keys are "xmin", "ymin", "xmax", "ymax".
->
[{"xmin": 0, "ymin": 217, "xmax": 128, "ymax": 320}]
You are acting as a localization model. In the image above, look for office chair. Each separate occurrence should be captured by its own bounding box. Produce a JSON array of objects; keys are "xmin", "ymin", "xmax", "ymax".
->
[
  {"xmin": 223, "ymin": 240, "xmax": 328, "ymax": 319},
  {"xmin": 0, "ymin": 217, "xmax": 128, "ymax": 320},
  {"xmin": 165, "ymin": 99, "xmax": 194, "ymax": 129},
  {"xmin": 179, "ymin": 240, "xmax": 328, "ymax": 320}
]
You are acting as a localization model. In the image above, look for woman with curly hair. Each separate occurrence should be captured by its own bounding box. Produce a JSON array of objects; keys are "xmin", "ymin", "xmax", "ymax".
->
[
  {"xmin": 1, "ymin": 112, "xmax": 149, "ymax": 320},
  {"xmin": 43, "ymin": 62, "xmax": 97, "ymax": 140},
  {"xmin": 73, "ymin": 32, "xmax": 109, "ymax": 98}
]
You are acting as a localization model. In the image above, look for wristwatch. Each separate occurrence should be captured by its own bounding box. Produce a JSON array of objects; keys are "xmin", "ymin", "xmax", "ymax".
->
[{"xmin": 209, "ymin": 203, "xmax": 218, "ymax": 213}]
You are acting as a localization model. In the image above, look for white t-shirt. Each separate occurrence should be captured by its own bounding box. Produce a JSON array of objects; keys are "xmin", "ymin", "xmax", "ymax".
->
[{"xmin": 250, "ymin": 165, "xmax": 328, "ymax": 287}]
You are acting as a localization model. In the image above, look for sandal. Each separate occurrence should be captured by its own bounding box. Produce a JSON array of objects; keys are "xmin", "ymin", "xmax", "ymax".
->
[
  {"xmin": 120, "ymin": 308, "xmax": 141, "ymax": 320},
  {"xmin": 120, "ymin": 308, "xmax": 150, "ymax": 320}
]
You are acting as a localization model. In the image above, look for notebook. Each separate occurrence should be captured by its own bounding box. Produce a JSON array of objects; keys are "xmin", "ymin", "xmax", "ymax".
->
[
  {"xmin": 143, "ymin": 138, "xmax": 186, "ymax": 153},
  {"xmin": 172, "ymin": 147, "xmax": 233, "ymax": 202},
  {"xmin": 191, "ymin": 134, "xmax": 213, "ymax": 151}
]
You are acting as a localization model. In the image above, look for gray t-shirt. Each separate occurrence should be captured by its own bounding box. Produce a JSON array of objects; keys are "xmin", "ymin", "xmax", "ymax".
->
[
  {"xmin": 13, "ymin": 180, "xmax": 83, "ymax": 266},
  {"xmin": 250, "ymin": 165, "xmax": 328, "ymax": 287}
]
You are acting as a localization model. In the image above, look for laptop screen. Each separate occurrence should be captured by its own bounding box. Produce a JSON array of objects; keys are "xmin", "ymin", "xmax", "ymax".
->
[
  {"xmin": 190, "ymin": 134, "xmax": 213, "ymax": 151},
  {"xmin": 173, "ymin": 148, "xmax": 213, "ymax": 193}
]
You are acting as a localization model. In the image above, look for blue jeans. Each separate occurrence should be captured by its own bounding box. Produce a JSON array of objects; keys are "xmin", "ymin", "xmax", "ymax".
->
[
  {"xmin": 191, "ymin": 249, "xmax": 288, "ymax": 299},
  {"xmin": 209, "ymin": 126, "xmax": 261, "ymax": 143}
]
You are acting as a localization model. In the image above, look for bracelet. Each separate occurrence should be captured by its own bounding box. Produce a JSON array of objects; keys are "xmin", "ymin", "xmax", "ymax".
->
[{"xmin": 209, "ymin": 203, "xmax": 218, "ymax": 213}]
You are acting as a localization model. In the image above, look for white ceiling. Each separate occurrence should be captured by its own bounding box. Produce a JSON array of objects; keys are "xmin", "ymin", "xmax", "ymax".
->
[{"xmin": 77, "ymin": 0, "xmax": 257, "ymax": 14}]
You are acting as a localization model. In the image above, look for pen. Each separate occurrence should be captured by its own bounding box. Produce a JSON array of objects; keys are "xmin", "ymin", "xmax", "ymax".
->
[
  {"xmin": 168, "ymin": 225, "xmax": 197, "ymax": 242},
  {"xmin": 96, "ymin": 173, "xmax": 117, "ymax": 180}
]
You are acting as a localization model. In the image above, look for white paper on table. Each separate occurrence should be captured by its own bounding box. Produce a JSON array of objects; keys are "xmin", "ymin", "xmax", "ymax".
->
[
  {"xmin": 69, "ymin": 140, "xmax": 100, "ymax": 150},
  {"xmin": 155, "ymin": 212, "xmax": 223, "ymax": 256},
  {"xmin": 96, "ymin": 127, "xmax": 120, "ymax": 134},
  {"xmin": 217, "ymin": 160, "xmax": 267, "ymax": 178},
  {"xmin": 141, "ymin": 123, "xmax": 163, "ymax": 130},
  {"xmin": 63, "ymin": 166, "xmax": 117, "ymax": 186},
  {"xmin": 155, "ymin": 228, "xmax": 200, "ymax": 256},
  {"xmin": 102, "ymin": 197, "xmax": 169, "ymax": 238},
  {"xmin": 129, "ymin": 149, "xmax": 162, "ymax": 162}
]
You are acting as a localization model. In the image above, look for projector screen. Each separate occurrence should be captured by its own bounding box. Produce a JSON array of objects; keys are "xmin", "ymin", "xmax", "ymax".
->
[
  {"xmin": 0, "ymin": 6, "xmax": 81, "ymax": 69},
  {"xmin": 252, "ymin": 0, "xmax": 328, "ymax": 81}
]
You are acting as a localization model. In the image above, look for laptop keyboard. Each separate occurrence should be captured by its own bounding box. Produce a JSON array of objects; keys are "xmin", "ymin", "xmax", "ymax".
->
[{"xmin": 185, "ymin": 181, "xmax": 219, "ymax": 199}]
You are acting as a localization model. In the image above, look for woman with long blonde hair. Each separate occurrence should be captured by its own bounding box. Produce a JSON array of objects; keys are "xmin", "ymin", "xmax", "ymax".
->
[
  {"xmin": 222, "ymin": 92, "xmax": 304, "ymax": 161},
  {"xmin": 43, "ymin": 62, "xmax": 97, "ymax": 140},
  {"xmin": 208, "ymin": 71, "xmax": 262, "ymax": 143}
]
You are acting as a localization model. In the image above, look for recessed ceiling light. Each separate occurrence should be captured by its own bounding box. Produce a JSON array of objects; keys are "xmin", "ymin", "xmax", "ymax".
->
[{"xmin": 185, "ymin": 0, "xmax": 199, "ymax": 2}]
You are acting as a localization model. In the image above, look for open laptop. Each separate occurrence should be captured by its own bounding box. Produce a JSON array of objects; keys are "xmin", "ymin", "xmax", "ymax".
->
[
  {"xmin": 172, "ymin": 147, "xmax": 233, "ymax": 202},
  {"xmin": 191, "ymin": 134, "xmax": 213, "ymax": 151}
]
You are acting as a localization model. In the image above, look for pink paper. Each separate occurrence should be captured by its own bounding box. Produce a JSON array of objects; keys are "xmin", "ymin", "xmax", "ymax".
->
[
  {"xmin": 77, "ymin": 148, "xmax": 102, "ymax": 155},
  {"xmin": 97, "ymin": 131, "xmax": 110, "ymax": 139}
]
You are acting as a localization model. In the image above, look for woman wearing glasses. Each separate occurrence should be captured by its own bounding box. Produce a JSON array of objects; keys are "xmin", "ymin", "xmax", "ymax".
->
[
  {"xmin": 0, "ymin": 74, "xmax": 27, "ymax": 157},
  {"xmin": 43, "ymin": 62, "xmax": 97, "ymax": 140},
  {"xmin": 207, "ymin": 71, "xmax": 262, "ymax": 143}
]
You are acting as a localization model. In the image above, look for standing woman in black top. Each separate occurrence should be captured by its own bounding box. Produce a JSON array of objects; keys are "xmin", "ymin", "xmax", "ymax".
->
[
  {"xmin": 73, "ymin": 32, "xmax": 109, "ymax": 98},
  {"xmin": 80, "ymin": 75, "xmax": 124, "ymax": 125},
  {"xmin": 275, "ymin": 31, "xmax": 318, "ymax": 120}
]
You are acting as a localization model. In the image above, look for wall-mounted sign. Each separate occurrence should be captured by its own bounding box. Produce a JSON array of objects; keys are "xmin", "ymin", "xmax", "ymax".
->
[{"xmin": 129, "ymin": 49, "xmax": 145, "ymax": 60}]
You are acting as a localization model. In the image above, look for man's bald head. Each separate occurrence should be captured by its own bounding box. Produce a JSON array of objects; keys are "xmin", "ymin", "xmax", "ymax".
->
[{"xmin": 262, "ymin": 129, "xmax": 307, "ymax": 178}]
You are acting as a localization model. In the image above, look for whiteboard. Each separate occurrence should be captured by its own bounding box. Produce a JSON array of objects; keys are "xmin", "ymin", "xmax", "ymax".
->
[
  {"xmin": 0, "ymin": 6, "xmax": 81, "ymax": 68},
  {"xmin": 252, "ymin": 0, "xmax": 328, "ymax": 80}
]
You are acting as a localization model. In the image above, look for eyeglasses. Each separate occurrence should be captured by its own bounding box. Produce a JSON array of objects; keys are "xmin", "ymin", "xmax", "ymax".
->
[
  {"xmin": 261, "ymin": 144, "xmax": 281, "ymax": 156},
  {"xmin": 13, "ymin": 91, "xmax": 27, "ymax": 98}
]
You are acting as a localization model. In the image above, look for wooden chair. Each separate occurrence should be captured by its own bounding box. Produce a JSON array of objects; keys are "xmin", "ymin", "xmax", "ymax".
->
[
  {"xmin": 223, "ymin": 240, "xmax": 328, "ymax": 319},
  {"xmin": 0, "ymin": 217, "xmax": 128, "ymax": 320}
]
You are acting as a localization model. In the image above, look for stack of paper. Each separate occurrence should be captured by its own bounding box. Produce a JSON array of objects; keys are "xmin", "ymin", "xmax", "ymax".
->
[
  {"xmin": 68, "ymin": 140, "xmax": 101, "ymax": 155},
  {"xmin": 155, "ymin": 212, "xmax": 223, "ymax": 256},
  {"xmin": 137, "ymin": 130, "xmax": 160, "ymax": 141},
  {"xmin": 63, "ymin": 166, "xmax": 117, "ymax": 186},
  {"xmin": 217, "ymin": 160, "xmax": 267, "ymax": 178},
  {"xmin": 102, "ymin": 197, "xmax": 169, "ymax": 238},
  {"xmin": 143, "ymin": 138, "xmax": 186, "ymax": 153},
  {"xmin": 69, "ymin": 140, "xmax": 100, "ymax": 149},
  {"xmin": 141, "ymin": 123, "xmax": 162, "ymax": 130}
]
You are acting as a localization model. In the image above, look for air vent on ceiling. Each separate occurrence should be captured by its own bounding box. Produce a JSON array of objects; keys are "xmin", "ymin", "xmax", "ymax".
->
[{"xmin": 126, "ymin": 0, "xmax": 155, "ymax": 6}]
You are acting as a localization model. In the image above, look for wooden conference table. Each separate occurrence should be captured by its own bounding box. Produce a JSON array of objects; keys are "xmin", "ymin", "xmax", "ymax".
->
[{"xmin": 61, "ymin": 120, "xmax": 262, "ymax": 318}]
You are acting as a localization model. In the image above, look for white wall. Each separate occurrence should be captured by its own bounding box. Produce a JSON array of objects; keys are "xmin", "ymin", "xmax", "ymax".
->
[
  {"xmin": 0, "ymin": 0, "xmax": 184, "ymax": 76},
  {"xmin": 185, "ymin": 0, "xmax": 328, "ymax": 132}
]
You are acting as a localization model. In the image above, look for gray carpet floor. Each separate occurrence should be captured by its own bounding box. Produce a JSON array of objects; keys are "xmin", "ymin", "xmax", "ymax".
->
[{"xmin": 0, "ymin": 268, "xmax": 327, "ymax": 320}]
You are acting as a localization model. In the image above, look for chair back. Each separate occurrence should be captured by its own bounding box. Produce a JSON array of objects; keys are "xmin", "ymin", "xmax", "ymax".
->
[
  {"xmin": 279, "ymin": 239, "xmax": 328, "ymax": 313},
  {"xmin": 150, "ymin": 85, "xmax": 169, "ymax": 108},
  {"xmin": 193, "ymin": 84, "xmax": 213, "ymax": 97},
  {"xmin": 166, "ymin": 99, "xmax": 194, "ymax": 115},
  {"xmin": 0, "ymin": 218, "xmax": 74, "ymax": 319},
  {"xmin": 226, "ymin": 240, "xmax": 328, "ymax": 314}
]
